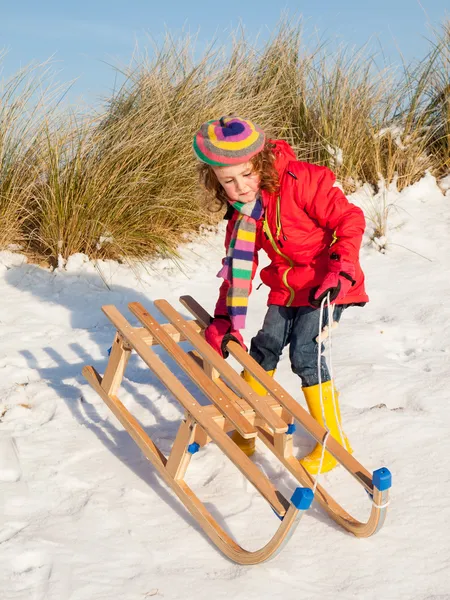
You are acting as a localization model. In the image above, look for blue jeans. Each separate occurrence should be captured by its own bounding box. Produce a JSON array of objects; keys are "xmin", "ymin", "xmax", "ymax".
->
[{"xmin": 249, "ymin": 305, "xmax": 345, "ymax": 388}]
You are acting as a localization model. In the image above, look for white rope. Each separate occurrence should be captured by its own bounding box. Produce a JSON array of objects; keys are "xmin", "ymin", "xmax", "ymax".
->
[
  {"xmin": 312, "ymin": 294, "xmax": 330, "ymax": 493},
  {"xmin": 312, "ymin": 298, "xmax": 390, "ymax": 509},
  {"xmin": 312, "ymin": 293, "xmax": 344, "ymax": 493},
  {"xmin": 326, "ymin": 301, "xmax": 346, "ymax": 446},
  {"xmin": 312, "ymin": 431, "xmax": 330, "ymax": 493}
]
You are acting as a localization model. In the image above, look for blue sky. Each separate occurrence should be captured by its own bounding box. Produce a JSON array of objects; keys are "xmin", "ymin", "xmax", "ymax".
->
[{"xmin": 0, "ymin": 0, "xmax": 448, "ymax": 107}]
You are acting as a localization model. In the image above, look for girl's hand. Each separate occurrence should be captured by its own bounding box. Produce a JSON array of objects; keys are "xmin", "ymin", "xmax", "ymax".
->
[
  {"xmin": 309, "ymin": 255, "xmax": 356, "ymax": 308},
  {"xmin": 204, "ymin": 316, "xmax": 247, "ymax": 358}
]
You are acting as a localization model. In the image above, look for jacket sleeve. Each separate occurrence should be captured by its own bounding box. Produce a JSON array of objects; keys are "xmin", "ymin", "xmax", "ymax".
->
[
  {"xmin": 213, "ymin": 213, "xmax": 259, "ymax": 318},
  {"xmin": 301, "ymin": 165, "xmax": 365, "ymax": 264}
]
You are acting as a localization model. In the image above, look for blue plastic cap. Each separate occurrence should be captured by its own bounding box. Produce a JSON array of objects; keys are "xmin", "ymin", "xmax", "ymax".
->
[
  {"xmin": 286, "ymin": 423, "xmax": 297, "ymax": 435},
  {"xmin": 187, "ymin": 442, "xmax": 200, "ymax": 455},
  {"xmin": 107, "ymin": 346, "xmax": 112, "ymax": 356},
  {"xmin": 290, "ymin": 487, "xmax": 314, "ymax": 510},
  {"xmin": 373, "ymin": 467, "xmax": 392, "ymax": 491}
]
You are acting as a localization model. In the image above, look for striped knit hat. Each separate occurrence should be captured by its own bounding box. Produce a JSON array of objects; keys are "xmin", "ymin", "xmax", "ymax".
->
[{"xmin": 193, "ymin": 116, "xmax": 265, "ymax": 166}]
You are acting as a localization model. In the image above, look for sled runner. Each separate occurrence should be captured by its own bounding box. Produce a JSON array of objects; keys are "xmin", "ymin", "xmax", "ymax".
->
[{"xmin": 82, "ymin": 296, "xmax": 391, "ymax": 564}]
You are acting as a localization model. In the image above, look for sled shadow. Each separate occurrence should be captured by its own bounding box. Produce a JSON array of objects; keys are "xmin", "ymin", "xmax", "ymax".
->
[
  {"xmin": 9, "ymin": 263, "xmax": 242, "ymax": 553},
  {"xmin": 9, "ymin": 262, "xmax": 346, "ymax": 551}
]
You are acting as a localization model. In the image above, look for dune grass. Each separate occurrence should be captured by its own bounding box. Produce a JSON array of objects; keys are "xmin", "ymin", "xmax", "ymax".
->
[
  {"xmin": 0, "ymin": 19, "xmax": 448, "ymax": 264},
  {"xmin": 0, "ymin": 59, "xmax": 49, "ymax": 249}
]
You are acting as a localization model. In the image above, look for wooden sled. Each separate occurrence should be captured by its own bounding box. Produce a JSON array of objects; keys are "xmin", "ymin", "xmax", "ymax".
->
[{"xmin": 82, "ymin": 296, "xmax": 391, "ymax": 565}]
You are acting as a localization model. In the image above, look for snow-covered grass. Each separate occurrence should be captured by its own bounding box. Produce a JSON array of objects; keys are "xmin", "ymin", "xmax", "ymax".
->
[{"xmin": 1, "ymin": 173, "xmax": 449, "ymax": 599}]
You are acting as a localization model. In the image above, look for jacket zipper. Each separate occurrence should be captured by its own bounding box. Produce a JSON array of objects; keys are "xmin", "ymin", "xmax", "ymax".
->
[
  {"xmin": 275, "ymin": 195, "xmax": 287, "ymax": 243},
  {"xmin": 263, "ymin": 214, "xmax": 295, "ymax": 307}
]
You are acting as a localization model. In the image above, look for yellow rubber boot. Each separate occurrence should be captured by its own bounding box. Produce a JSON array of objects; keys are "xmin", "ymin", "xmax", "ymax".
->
[
  {"xmin": 299, "ymin": 380, "xmax": 352, "ymax": 475},
  {"xmin": 231, "ymin": 369, "xmax": 275, "ymax": 457}
]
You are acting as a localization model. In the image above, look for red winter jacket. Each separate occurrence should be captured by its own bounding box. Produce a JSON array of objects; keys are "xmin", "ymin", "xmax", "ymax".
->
[{"xmin": 214, "ymin": 140, "xmax": 368, "ymax": 316}]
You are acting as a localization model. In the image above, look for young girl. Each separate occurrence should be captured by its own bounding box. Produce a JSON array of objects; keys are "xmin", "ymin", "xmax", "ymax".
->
[{"xmin": 193, "ymin": 116, "xmax": 368, "ymax": 474}]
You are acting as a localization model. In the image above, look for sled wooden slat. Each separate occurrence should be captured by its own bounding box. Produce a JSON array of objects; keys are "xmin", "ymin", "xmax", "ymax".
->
[
  {"xmin": 154, "ymin": 299, "xmax": 289, "ymax": 435},
  {"xmin": 82, "ymin": 365, "xmax": 307, "ymax": 564},
  {"xmin": 187, "ymin": 351, "xmax": 253, "ymax": 413},
  {"xmin": 101, "ymin": 333, "xmax": 132, "ymax": 396},
  {"xmin": 128, "ymin": 302, "xmax": 257, "ymax": 440},
  {"xmin": 100, "ymin": 304, "xmax": 289, "ymax": 518},
  {"xmin": 179, "ymin": 295, "xmax": 212, "ymax": 329},
  {"xmin": 166, "ymin": 415, "xmax": 197, "ymax": 480},
  {"xmin": 213, "ymin": 377, "xmax": 281, "ymax": 418},
  {"xmin": 136, "ymin": 320, "xmax": 203, "ymax": 346}
]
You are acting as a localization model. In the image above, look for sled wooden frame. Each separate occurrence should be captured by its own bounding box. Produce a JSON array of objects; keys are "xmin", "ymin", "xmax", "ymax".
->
[{"xmin": 82, "ymin": 296, "xmax": 391, "ymax": 565}]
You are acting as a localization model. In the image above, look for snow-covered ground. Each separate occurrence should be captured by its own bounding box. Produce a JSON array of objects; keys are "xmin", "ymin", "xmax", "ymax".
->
[{"xmin": 1, "ymin": 173, "xmax": 449, "ymax": 599}]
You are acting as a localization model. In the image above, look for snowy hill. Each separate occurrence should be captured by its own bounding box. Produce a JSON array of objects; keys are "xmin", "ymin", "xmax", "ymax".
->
[{"xmin": 1, "ymin": 173, "xmax": 449, "ymax": 599}]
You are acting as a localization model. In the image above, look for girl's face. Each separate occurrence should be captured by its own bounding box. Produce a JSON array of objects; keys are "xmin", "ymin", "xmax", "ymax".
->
[{"xmin": 212, "ymin": 161, "xmax": 261, "ymax": 203}]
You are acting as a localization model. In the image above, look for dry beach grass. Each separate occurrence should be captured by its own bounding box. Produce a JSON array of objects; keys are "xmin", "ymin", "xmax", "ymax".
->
[{"xmin": 0, "ymin": 20, "xmax": 448, "ymax": 265}]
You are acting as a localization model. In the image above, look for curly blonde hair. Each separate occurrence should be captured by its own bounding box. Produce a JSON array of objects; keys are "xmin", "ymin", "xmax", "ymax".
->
[{"xmin": 198, "ymin": 141, "xmax": 279, "ymax": 210}]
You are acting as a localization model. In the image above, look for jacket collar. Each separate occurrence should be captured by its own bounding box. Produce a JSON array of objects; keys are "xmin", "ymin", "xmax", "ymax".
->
[{"xmin": 261, "ymin": 139, "xmax": 296, "ymax": 208}]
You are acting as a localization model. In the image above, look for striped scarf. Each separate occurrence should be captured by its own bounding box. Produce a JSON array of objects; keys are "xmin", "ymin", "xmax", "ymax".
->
[{"xmin": 217, "ymin": 196, "xmax": 264, "ymax": 330}]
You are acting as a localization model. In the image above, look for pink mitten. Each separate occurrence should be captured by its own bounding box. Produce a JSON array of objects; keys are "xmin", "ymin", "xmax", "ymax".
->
[
  {"xmin": 204, "ymin": 316, "xmax": 246, "ymax": 358},
  {"xmin": 310, "ymin": 254, "xmax": 356, "ymax": 307}
]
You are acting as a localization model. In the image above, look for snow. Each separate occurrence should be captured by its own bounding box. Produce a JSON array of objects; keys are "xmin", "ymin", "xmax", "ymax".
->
[
  {"xmin": 0, "ymin": 438, "xmax": 21, "ymax": 482},
  {"xmin": 326, "ymin": 145, "xmax": 344, "ymax": 168},
  {"xmin": 439, "ymin": 173, "xmax": 450, "ymax": 195},
  {"xmin": 374, "ymin": 126, "xmax": 408, "ymax": 150},
  {"xmin": 1, "ymin": 172, "xmax": 450, "ymax": 599}
]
